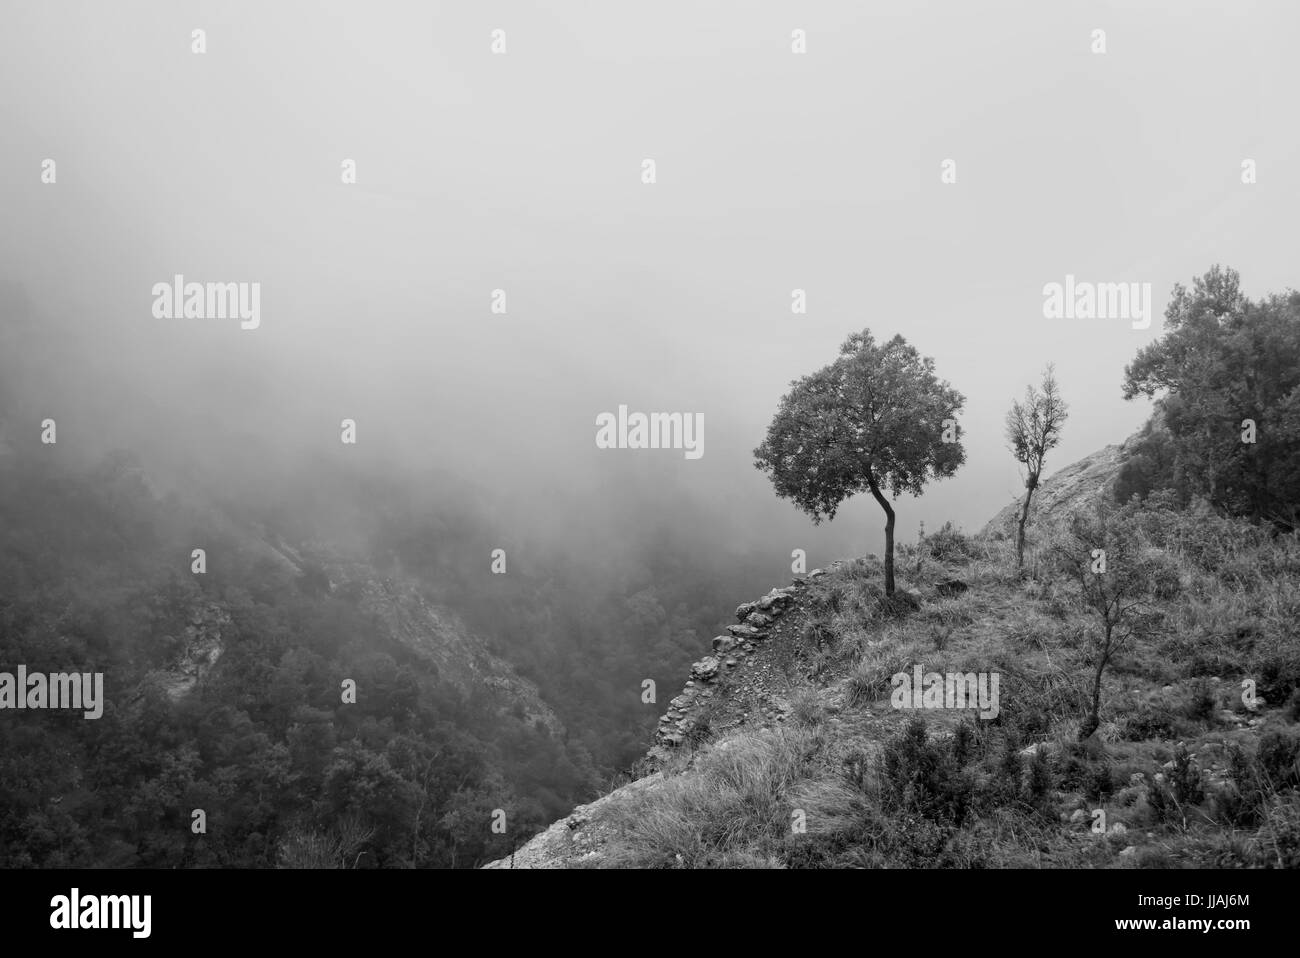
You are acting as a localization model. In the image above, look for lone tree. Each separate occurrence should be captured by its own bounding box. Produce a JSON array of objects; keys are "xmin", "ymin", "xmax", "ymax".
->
[
  {"xmin": 1005, "ymin": 365, "xmax": 1069, "ymax": 568},
  {"xmin": 754, "ymin": 330, "xmax": 966, "ymax": 595}
]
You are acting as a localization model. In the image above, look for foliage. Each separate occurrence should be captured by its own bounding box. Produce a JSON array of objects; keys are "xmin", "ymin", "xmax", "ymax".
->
[
  {"xmin": 754, "ymin": 329, "xmax": 965, "ymax": 594},
  {"xmin": 1050, "ymin": 498, "xmax": 1162, "ymax": 739},
  {"xmin": 1005, "ymin": 365, "xmax": 1069, "ymax": 566},
  {"xmin": 1122, "ymin": 265, "xmax": 1300, "ymax": 529}
]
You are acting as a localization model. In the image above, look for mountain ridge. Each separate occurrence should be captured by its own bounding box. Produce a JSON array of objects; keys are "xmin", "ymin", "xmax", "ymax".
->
[{"xmin": 483, "ymin": 434, "xmax": 1161, "ymax": 868}]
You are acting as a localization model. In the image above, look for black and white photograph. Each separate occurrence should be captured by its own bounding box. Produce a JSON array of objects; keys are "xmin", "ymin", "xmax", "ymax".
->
[{"xmin": 0, "ymin": 0, "xmax": 1294, "ymax": 941}]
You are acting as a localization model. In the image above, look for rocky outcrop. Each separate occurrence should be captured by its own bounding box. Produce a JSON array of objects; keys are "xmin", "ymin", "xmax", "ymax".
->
[
  {"xmin": 357, "ymin": 573, "xmax": 562, "ymax": 735},
  {"xmin": 154, "ymin": 602, "xmax": 229, "ymax": 701},
  {"xmin": 651, "ymin": 583, "xmax": 802, "ymax": 750},
  {"xmin": 152, "ymin": 536, "xmax": 563, "ymax": 736}
]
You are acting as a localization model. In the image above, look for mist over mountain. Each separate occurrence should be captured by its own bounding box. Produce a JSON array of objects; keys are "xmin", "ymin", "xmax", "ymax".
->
[{"xmin": 3, "ymin": 1, "xmax": 1300, "ymax": 885}]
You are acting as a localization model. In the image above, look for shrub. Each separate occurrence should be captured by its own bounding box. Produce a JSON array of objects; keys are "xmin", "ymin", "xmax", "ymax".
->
[
  {"xmin": 1255, "ymin": 641, "xmax": 1300, "ymax": 703},
  {"xmin": 1148, "ymin": 749, "xmax": 1203, "ymax": 829},
  {"xmin": 1256, "ymin": 729, "xmax": 1300, "ymax": 791},
  {"xmin": 1170, "ymin": 743, "xmax": 1205, "ymax": 805},
  {"xmin": 922, "ymin": 521, "xmax": 978, "ymax": 562},
  {"xmin": 879, "ymin": 717, "xmax": 972, "ymax": 825},
  {"xmin": 1252, "ymin": 793, "xmax": 1300, "ymax": 868},
  {"xmin": 992, "ymin": 733, "xmax": 1024, "ymax": 805},
  {"xmin": 1025, "ymin": 747, "xmax": 1055, "ymax": 813},
  {"xmin": 1120, "ymin": 701, "xmax": 1178, "ymax": 741},
  {"xmin": 789, "ymin": 690, "xmax": 827, "ymax": 728},
  {"xmin": 1184, "ymin": 679, "xmax": 1217, "ymax": 722},
  {"xmin": 1222, "ymin": 743, "xmax": 1268, "ymax": 825},
  {"xmin": 1085, "ymin": 761, "xmax": 1116, "ymax": 803},
  {"xmin": 801, "ymin": 618, "xmax": 835, "ymax": 653},
  {"xmin": 809, "ymin": 583, "xmax": 850, "ymax": 616},
  {"xmin": 951, "ymin": 721, "xmax": 976, "ymax": 765},
  {"xmin": 847, "ymin": 651, "xmax": 909, "ymax": 708}
]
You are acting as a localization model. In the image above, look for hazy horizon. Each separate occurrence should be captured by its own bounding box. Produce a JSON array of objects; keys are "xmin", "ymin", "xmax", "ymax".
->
[{"xmin": 5, "ymin": 0, "xmax": 1299, "ymax": 565}]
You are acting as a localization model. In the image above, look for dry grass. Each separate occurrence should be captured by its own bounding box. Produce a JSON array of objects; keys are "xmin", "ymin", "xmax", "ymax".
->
[{"xmin": 594, "ymin": 505, "xmax": 1300, "ymax": 868}]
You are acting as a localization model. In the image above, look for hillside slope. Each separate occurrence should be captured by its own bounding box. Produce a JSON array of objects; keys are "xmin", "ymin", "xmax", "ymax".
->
[
  {"xmin": 0, "ymin": 450, "xmax": 587, "ymax": 867},
  {"xmin": 487, "ymin": 441, "xmax": 1300, "ymax": 869}
]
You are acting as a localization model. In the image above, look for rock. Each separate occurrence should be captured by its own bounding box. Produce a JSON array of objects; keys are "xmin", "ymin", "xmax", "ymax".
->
[
  {"xmin": 1116, "ymin": 786, "xmax": 1143, "ymax": 806},
  {"xmin": 727, "ymin": 624, "xmax": 763, "ymax": 640},
  {"xmin": 1108, "ymin": 822, "xmax": 1127, "ymax": 836},
  {"xmin": 1118, "ymin": 846, "xmax": 1137, "ymax": 858},
  {"xmin": 1069, "ymin": 808, "xmax": 1088, "ymax": 824},
  {"xmin": 735, "ymin": 602, "xmax": 758, "ymax": 621},
  {"xmin": 690, "ymin": 657, "xmax": 720, "ymax": 682},
  {"xmin": 745, "ymin": 612, "xmax": 774, "ymax": 628},
  {"xmin": 712, "ymin": 635, "xmax": 736, "ymax": 654},
  {"xmin": 936, "ymin": 579, "xmax": 969, "ymax": 597},
  {"xmin": 1020, "ymin": 741, "xmax": 1061, "ymax": 758}
]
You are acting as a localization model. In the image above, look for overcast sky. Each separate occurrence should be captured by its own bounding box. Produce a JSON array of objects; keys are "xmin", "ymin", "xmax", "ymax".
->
[{"xmin": 3, "ymin": 0, "xmax": 1298, "ymax": 568}]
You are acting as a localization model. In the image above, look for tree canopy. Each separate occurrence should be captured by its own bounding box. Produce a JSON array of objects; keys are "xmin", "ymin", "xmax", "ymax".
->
[
  {"xmin": 754, "ymin": 330, "xmax": 966, "ymax": 593},
  {"xmin": 1121, "ymin": 265, "xmax": 1300, "ymax": 528}
]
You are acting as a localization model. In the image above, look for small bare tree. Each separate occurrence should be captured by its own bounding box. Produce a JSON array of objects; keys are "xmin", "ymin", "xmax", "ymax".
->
[
  {"xmin": 1005, "ymin": 365, "xmax": 1069, "ymax": 568},
  {"xmin": 1053, "ymin": 500, "xmax": 1159, "ymax": 741}
]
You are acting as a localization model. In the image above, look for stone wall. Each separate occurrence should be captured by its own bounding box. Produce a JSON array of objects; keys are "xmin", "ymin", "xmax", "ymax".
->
[{"xmin": 652, "ymin": 577, "xmax": 816, "ymax": 748}]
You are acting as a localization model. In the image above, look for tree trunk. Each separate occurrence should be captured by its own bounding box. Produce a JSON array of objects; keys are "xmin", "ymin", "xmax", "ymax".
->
[
  {"xmin": 866, "ymin": 474, "xmax": 896, "ymax": 596},
  {"xmin": 1081, "ymin": 626, "xmax": 1113, "ymax": 741},
  {"xmin": 1016, "ymin": 474, "xmax": 1038, "ymax": 569},
  {"xmin": 1081, "ymin": 663, "xmax": 1104, "ymax": 741}
]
